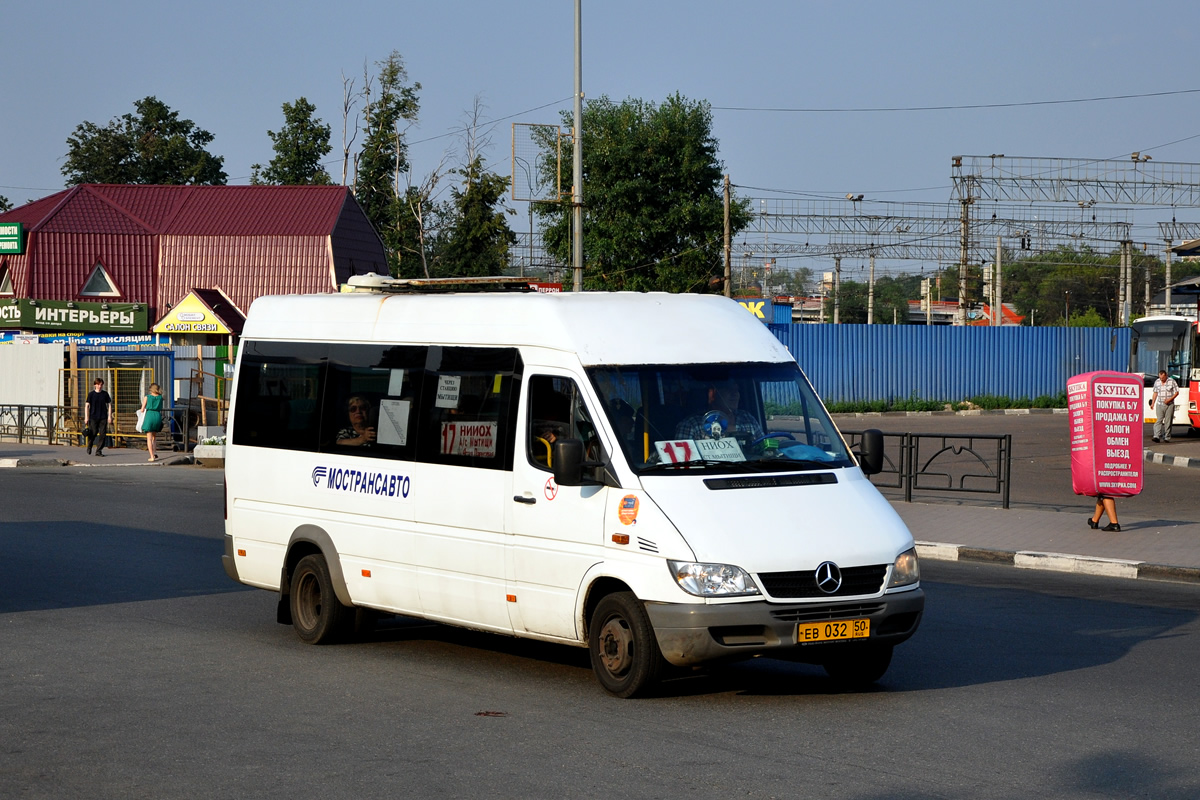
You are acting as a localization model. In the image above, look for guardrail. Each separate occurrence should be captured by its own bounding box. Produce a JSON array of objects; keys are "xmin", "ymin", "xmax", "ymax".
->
[
  {"xmin": 845, "ymin": 430, "xmax": 1013, "ymax": 508},
  {"xmin": 0, "ymin": 403, "xmax": 202, "ymax": 452}
]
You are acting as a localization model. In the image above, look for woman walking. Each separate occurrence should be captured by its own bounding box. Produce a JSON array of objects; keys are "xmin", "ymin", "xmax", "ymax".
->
[
  {"xmin": 140, "ymin": 383, "xmax": 165, "ymax": 461},
  {"xmin": 1087, "ymin": 494, "xmax": 1120, "ymax": 532}
]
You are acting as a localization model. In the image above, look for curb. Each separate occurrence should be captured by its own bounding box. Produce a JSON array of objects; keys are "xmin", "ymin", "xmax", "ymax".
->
[
  {"xmin": 0, "ymin": 457, "xmax": 69, "ymax": 468},
  {"xmin": 916, "ymin": 541, "xmax": 1200, "ymax": 584},
  {"xmin": 1145, "ymin": 449, "xmax": 1200, "ymax": 469},
  {"xmin": 1, "ymin": 455, "xmax": 194, "ymax": 468}
]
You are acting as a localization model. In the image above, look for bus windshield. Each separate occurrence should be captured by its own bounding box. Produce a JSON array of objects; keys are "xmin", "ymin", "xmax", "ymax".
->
[
  {"xmin": 1129, "ymin": 317, "xmax": 1194, "ymax": 384},
  {"xmin": 588, "ymin": 362, "xmax": 854, "ymax": 474}
]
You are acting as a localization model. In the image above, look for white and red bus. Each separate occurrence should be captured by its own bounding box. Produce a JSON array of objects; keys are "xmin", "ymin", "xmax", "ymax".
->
[{"xmin": 1129, "ymin": 315, "xmax": 1199, "ymax": 431}]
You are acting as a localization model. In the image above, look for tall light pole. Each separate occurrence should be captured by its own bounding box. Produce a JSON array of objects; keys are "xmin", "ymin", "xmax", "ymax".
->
[{"xmin": 571, "ymin": 0, "xmax": 584, "ymax": 292}]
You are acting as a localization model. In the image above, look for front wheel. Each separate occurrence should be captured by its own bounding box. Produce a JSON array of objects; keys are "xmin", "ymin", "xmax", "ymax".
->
[
  {"xmin": 290, "ymin": 554, "xmax": 351, "ymax": 644},
  {"xmin": 588, "ymin": 592, "xmax": 666, "ymax": 698},
  {"xmin": 823, "ymin": 644, "xmax": 893, "ymax": 688}
]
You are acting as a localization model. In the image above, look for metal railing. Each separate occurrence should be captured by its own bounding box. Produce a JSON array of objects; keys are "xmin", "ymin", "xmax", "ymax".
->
[
  {"xmin": 1, "ymin": 403, "xmax": 204, "ymax": 453},
  {"xmin": 845, "ymin": 430, "xmax": 1013, "ymax": 508}
]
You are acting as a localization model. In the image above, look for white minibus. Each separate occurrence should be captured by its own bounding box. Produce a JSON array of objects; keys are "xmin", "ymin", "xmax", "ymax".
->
[{"xmin": 222, "ymin": 278, "xmax": 923, "ymax": 697}]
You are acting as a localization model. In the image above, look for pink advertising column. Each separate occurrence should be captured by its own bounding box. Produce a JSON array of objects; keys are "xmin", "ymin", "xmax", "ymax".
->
[{"xmin": 1068, "ymin": 371, "xmax": 1144, "ymax": 498}]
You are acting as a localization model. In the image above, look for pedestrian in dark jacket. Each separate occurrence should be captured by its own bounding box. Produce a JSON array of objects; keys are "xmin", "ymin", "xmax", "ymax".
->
[{"xmin": 85, "ymin": 378, "xmax": 113, "ymax": 456}]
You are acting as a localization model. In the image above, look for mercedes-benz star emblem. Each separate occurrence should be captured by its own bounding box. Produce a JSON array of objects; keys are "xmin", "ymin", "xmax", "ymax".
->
[{"xmin": 814, "ymin": 561, "xmax": 843, "ymax": 594}]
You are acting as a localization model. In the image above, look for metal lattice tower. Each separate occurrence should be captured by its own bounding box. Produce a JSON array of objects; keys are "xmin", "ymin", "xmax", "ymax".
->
[
  {"xmin": 951, "ymin": 155, "xmax": 1200, "ymax": 206},
  {"xmin": 952, "ymin": 155, "xmax": 1200, "ymax": 317},
  {"xmin": 735, "ymin": 197, "xmax": 1133, "ymax": 323}
]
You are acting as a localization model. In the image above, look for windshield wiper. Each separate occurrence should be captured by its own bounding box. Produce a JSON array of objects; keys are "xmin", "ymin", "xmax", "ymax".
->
[
  {"xmin": 749, "ymin": 458, "xmax": 844, "ymax": 472},
  {"xmin": 639, "ymin": 459, "xmax": 760, "ymax": 474}
]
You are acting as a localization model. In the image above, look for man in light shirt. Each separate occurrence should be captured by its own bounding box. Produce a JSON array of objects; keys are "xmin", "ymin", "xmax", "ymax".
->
[{"xmin": 1149, "ymin": 370, "xmax": 1180, "ymax": 443}]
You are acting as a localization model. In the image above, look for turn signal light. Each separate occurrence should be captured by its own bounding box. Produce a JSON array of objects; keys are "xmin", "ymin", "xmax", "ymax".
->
[{"xmin": 612, "ymin": 533, "xmax": 630, "ymax": 545}]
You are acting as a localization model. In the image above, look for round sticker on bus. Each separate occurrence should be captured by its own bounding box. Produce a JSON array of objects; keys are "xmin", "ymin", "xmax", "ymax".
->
[{"xmin": 618, "ymin": 494, "xmax": 639, "ymax": 525}]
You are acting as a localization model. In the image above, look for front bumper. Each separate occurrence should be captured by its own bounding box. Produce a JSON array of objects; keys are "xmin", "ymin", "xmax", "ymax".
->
[{"xmin": 645, "ymin": 587, "xmax": 924, "ymax": 667}]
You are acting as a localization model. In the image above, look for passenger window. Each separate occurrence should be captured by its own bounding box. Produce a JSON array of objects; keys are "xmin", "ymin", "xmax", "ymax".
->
[
  {"xmin": 417, "ymin": 346, "xmax": 522, "ymax": 471},
  {"xmin": 320, "ymin": 344, "xmax": 426, "ymax": 461},
  {"xmin": 232, "ymin": 341, "xmax": 325, "ymax": 452},
  {"xmin": 527, "ymin": 375, "xmax": 601, "ymax": 472}
]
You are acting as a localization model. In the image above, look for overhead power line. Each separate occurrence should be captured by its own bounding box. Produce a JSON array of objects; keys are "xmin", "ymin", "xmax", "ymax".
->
[{"xmin": 713, "ymin": 88, "xmax": 1200, "ymax": 114}]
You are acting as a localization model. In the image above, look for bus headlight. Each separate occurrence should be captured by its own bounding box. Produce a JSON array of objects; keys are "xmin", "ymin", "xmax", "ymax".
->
[
  {"xmin": 669, "ymin": 561, "xmax": 761, "ymax": 597},
  {"xmin": 888, "ymin": 547, "xmax": 920, "ymax": 588}
]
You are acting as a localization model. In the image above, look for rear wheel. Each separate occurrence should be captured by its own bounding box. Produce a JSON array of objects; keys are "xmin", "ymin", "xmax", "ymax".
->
[
  {"xmin": 588, "ymin": 592, "xmax": 666, "ymax": 698},
  {"xmin": 290, "ymin": 554, "xmax": 351, "ymax": 644},
  {"xmin": 823, "ymin": 644, "xmax": 893, "ymax": 688}
]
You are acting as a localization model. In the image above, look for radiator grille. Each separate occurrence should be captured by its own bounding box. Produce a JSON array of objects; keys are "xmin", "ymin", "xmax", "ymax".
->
[{"xmin": 757, "ymin": 565, "xmax": 887, "ymax": 599}]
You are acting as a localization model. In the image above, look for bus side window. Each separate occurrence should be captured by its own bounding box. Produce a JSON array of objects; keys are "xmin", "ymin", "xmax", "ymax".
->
[
  {"xmin": 418, "ymin": 346, "xmax": 522, "ymax": 471},
  {"xmin": 232, "ymin": 341, "xmax": 324, "ymax": 452}
]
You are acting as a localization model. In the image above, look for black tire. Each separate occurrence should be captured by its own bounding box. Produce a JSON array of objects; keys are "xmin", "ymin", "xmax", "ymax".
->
[
  {"xmin": 588, "ymin": 592, "xmax": 666, "ymax": 698},
  {"xmin": 823, "ymin": 644, "xmax": 893, "ymax": 688},
  {"xmin": 290, "ymin": 554, "xmax": 351, "ymax": 644}
]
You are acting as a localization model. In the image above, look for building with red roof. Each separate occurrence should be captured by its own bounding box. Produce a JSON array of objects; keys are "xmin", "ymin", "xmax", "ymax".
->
[{"xmin": 0, "ymin": 184, "xmax": 386, "ymax": 337}]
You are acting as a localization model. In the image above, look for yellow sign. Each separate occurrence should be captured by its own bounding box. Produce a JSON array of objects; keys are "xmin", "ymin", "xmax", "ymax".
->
[{"xmin": 153, "ymin": 292, "xmax": 233, "ymax": 334}]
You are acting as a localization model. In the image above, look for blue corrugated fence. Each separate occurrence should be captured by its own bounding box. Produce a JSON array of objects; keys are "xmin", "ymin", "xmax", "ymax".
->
[{"xmin": 768, "ymin": 324, "xmax": 1131, "ymax": 403}]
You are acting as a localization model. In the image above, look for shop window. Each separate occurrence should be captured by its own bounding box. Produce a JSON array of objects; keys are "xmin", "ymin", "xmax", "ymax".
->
[{"xmin": 81, "ymin": 262, "xmax": 119, "ymax": 297}]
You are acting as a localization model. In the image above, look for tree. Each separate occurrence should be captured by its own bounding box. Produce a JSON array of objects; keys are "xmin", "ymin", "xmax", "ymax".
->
[
  {"xmin": 355, "ymin": 51, "xmax": 421, "ymax": 274},
  {"xmin": 0, "ymin": 196, "xmax": 11, "ymax": 213},
  {"xmin": 773, "ymin": 265, "xmax": 814, "ymax": 296},
  {"xmin": 537, "ymin": 93, "xmax": 751, "ymax": 292},
  {"xmin": 62, "ymin": 96, "xmax": 226, "ymax": 185},
  {"xmin": 822, "ymin": 275, "xmax": 915, "ymax": 324},
  {"xmin": 437, "ymin": 157, "xmax": 516, "ymax": 277},
  {"xmin": 251, "ymin": 98, "xmax": 333, "ymax": 185}
]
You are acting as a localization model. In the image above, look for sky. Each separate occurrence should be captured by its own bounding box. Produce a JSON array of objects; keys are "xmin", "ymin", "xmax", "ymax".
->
[{"xmin": 3, "ymin": 0, "xmax": 1198, "ymax": 277}]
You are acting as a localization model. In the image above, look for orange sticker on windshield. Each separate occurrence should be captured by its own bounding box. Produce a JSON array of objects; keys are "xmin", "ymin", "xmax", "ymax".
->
[{"xmin": 618, "ymin": 494, "xmax": 640, "ymax": 525}]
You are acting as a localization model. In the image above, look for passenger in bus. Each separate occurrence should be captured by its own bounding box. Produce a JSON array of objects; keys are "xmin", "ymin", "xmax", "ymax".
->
[
  {"xmin": 675, "ymin": 380, "xmax": 763, "ymax": 441},
  {"xmin": 336, "ymin": 395, "xmax": 377, "ymax": 446}
]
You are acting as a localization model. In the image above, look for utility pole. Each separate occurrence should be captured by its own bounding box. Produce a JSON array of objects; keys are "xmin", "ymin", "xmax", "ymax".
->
[
  {"xmin": 723, "ymin": 175, "xmax": 731, "ymax": 297},
  {"xmin": 571, "ymin": 0, "xmax": 584, "ymax": 292},
  {"xmin": 1120, "ymin": 240, "xmax": 1132, "ymax": 325},
  {"xmin": 993, "ymin": 236, "xmax": 1002, "ymax": 326},
  {"xmin": 833, "ymin": 256, "xmax": 841, "ymax": 324},
  {"xmin": 1165, "ymin": 239, "xmax": 1173, "ymax": 311},
  {"xmin": 1144, "ymin": 244, "xmax": 1152, "ymax": 314},
  {"xmin": 958, "ymin": 197, "xmax": 971, "ymax": 326},
  {"xmin": 867, "ymin": 250, "xmax": 876, "ymax": 324}
]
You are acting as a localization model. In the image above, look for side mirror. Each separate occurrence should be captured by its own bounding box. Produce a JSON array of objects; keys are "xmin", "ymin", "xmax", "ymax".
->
[
  {"xmin": 858, "ymin": 428, "xmax": 884, "ymax": 476},
  {"xmin": 552, "ymin": 438, "xmax": 586, "ymax": 486}
]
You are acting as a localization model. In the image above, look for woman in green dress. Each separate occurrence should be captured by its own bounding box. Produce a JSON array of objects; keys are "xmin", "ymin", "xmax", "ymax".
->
[{"xmin": 140, "ymin": 383, "xmax": 165, "ymax": 461}]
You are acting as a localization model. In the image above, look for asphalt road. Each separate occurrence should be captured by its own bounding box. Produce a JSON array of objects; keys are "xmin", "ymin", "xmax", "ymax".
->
[{"xmin": 2, "ymin": 466, "xmax": 1199, "ymax": 799}]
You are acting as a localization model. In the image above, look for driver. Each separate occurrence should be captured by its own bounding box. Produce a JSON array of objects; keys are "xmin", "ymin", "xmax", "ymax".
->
[{"xmin": 675, "ymin": 380, "xmax": 764, "ymax": 441}]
